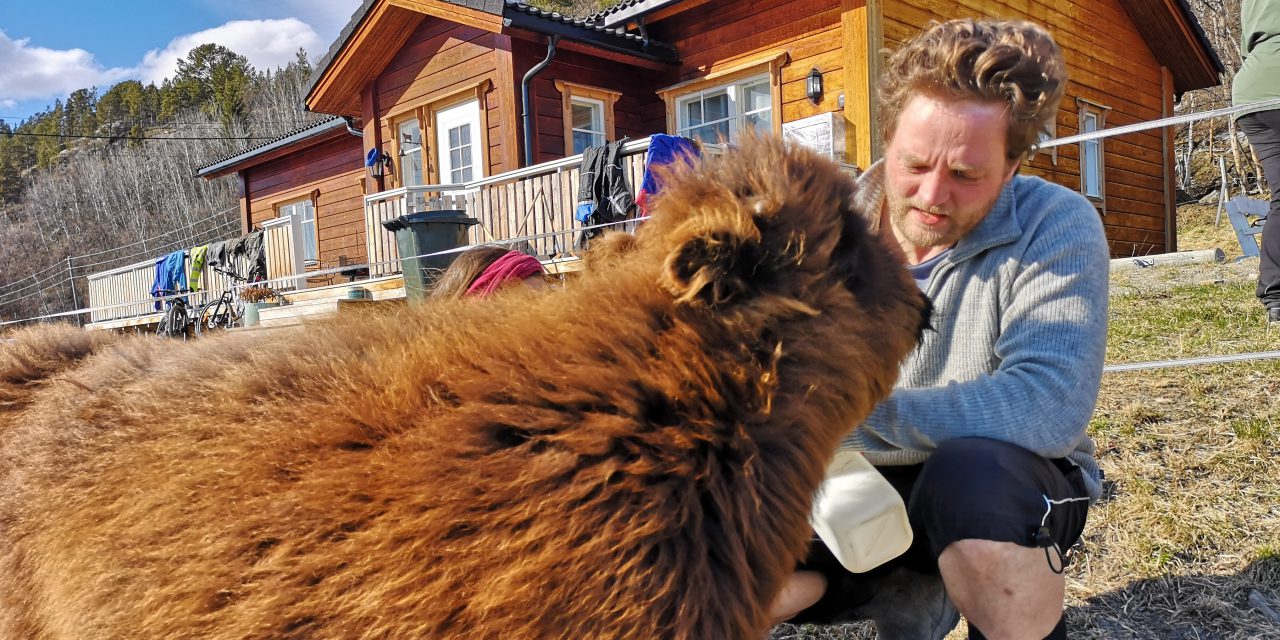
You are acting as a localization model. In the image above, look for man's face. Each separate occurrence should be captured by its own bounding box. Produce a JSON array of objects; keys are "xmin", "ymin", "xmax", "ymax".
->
[{"xmin": 883, "ymin": 94, "xmax": 1020, "ymax": 264}]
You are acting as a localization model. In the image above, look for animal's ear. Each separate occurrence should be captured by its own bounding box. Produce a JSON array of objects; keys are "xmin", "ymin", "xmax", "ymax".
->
[{"xmin": 662, "ymin": 224, "xmax": 762, "ymax": 308}]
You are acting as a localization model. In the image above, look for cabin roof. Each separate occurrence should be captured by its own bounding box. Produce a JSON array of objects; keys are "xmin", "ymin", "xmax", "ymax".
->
[
  {"xmin": 587, "ymin": 0, "xmax": 683, "ymax": 28},
  {"xmin": 1123, "ymin": 0, "xmax": 1223, "ymax": 94},
  {"xmin": 305, "ymin": 0, "xmax": 677, "ymax": 116},
  {"xmin": 194, "ymin": 116, "xmax": 352, "ymax": 179}
]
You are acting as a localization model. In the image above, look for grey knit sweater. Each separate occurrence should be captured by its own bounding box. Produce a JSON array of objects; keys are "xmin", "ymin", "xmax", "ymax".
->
[{"xmin": 840, "ymin": 162, "xmax": 1110, "ymax": 500}]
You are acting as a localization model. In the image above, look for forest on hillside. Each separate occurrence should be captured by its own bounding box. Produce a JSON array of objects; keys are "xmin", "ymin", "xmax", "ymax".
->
[
  {"xmin": 0, "ymin": 45, "xmax": 327, "ymax": 323},
  {"xmin": 0, "ymin": 0, "xmax": 1263, "ymax": 325}
]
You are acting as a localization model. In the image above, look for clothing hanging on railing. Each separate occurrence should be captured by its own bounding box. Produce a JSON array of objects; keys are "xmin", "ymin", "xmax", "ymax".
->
[
  {"xmin": 575, "ymin": 138, "xmax": 635, "ymax": 251},
  {"xmin": 232, "ymin": 229, "xmax": 266, "ymax": 282},
  {"xmin": 636, "ymin": 134, "xmax": 700, "ymax": 215},
  {"xmin": 149, "ymin": 249, "xmax": 188, "ymax": 311},
  {"xmin": 206, "ymin": 240, "xmax": 229, "ymax": 270},
  {"xmin": 188, "ymin": 244, "xmax": 208, "ymax": 291}
]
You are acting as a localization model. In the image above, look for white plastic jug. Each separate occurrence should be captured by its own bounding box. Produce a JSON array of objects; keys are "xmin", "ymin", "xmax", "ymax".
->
[{"xmin": 809, "ymin": 449, "xmax": 914, "ymax": 573}]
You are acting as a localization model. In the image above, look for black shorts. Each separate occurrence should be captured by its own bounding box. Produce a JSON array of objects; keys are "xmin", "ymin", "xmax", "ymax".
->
[{"xmin": 792, "ymin": 437, "xmax": 1090, "ymax": 624}]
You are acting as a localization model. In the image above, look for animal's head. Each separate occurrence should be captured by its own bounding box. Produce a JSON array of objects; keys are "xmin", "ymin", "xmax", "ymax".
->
[{"xmin": 637, "ymin": 134, "xmax": 929, "ymax": 373}]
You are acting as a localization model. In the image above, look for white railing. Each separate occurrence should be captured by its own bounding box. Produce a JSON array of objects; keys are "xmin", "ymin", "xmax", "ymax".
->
[
  {"xmin": 85, "ymin": 251, "xmax": 252, "ymax": 323},
  {"xmin": 363, "ymin": 137, "xmax": 653, "ymax": 273},
  {"xmin": 85, "ymin": 219, "xmax": 305, "ymax": 325}
]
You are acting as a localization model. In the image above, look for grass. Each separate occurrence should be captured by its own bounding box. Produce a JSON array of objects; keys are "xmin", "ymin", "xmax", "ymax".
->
[{"xmin": 772, "ymin": 205, "xmax": 1280, "ymax": 639}]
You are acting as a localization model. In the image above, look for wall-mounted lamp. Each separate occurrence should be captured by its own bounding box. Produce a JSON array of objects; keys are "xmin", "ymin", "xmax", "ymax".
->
[
  {"xmin": 365, "ymin": 148, "xmax": 391, "ymax": 180},
  {"xmin": 806, "ymin": 68, "xmax": 824, "ymax": 104}
]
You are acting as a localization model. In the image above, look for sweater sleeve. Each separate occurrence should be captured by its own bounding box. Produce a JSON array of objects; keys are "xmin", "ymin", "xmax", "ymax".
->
[{"xmin": 855, "ymin": 192, "xmax": 1110, "ymax": 459}]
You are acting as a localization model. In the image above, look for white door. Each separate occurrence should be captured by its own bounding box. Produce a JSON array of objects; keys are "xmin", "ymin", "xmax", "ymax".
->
[{"xmin": 436, "ymin": 100, "xmax": 484, "ymax": 184}]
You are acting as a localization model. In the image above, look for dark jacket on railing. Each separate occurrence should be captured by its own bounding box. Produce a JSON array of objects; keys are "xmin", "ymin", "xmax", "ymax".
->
[{"xmin": 575, "ymin": 139, "xmax": 634, "ymax": 250}]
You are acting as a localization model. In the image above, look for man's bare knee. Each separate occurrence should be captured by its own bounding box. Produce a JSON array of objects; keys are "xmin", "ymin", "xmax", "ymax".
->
[{"xmin": 939, "ymin": 539, "xmax": 1063, "ymax": 639}]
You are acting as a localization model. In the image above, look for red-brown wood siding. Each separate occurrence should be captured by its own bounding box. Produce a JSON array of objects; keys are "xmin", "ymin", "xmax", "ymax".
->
[
  {"xmin": 511, "ymin": 38, "xmax": 669, "ymax": 166},
  {"xmin": 649, "ymin": 0, "xmax": 849, "ymax": 127},
  {"xmin": 245, "ymin": 134, "xmax": 366, "ymax": 268},
  {"xmin": 882, "ymin": 0, "xmax": 1172, "ymax": 256},
  {"xmin": 372, "ymin": 18, "xmax": 512, "ymax": 180}
]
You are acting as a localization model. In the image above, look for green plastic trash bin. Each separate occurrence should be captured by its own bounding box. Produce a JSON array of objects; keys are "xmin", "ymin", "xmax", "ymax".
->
[{"xmin": 381, "ymin": 210, "xmax": 479, "ymax": 303}]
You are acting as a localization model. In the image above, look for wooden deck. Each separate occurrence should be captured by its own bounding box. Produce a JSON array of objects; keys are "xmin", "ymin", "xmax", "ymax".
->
[{"xmin": 85, "ymin": 135, "xmax": 621, "ymax": 331}]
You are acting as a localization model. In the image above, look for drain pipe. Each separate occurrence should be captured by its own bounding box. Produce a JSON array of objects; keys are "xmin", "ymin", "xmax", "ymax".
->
[
  {"xmin": 341, "ymin": 116, "xmax": 363, "ymax": 138},
  {"xmin": 521, "ymin": 35, "xmax": 559, "ymax": 167}
]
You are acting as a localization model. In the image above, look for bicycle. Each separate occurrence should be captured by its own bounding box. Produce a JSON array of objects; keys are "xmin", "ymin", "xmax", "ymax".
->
[
  {"xmin": 154, "ymin": 288, "xmax": 195, "ymax": 339},
  {"xmin": 194, "ymin": 267, "xmax": 247, "ymax": 336}
]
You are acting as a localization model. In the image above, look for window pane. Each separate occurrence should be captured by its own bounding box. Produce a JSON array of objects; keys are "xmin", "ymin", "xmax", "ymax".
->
[
  {"xmin": 742, "ymin": 81, "xmax": 771, "ymax": 113},
  {"xmin": 459, "ymin": 145, "xmax": 472, "ymax": 169},
  {"xmin": 684, "ymin": 100, "xmax": 703, "ymax": 126},
  {"xmin": 458, "ymin": 125, "xmax": 470, "ymax": 147},
  {"xmin": 1083, "ymin": 141, "xmax": 1100, "ymax": 197},
  {"xmin": 704, "ymin": 92, "xmax": 729, "ymax": 122},
  {"xmin": 573, "ymin": 130, "xmax": 597, "ymax": 154},
  {"xmin": 744, "ymin": 111, "xmax": 770, "ymax": 132},
  {"xmin": 572, "ymin": 102, "xmax": 598, "ymax": 130},
  {"xmin": 451, "ymin": 148, "xmax": 462, "ymax": 171}
]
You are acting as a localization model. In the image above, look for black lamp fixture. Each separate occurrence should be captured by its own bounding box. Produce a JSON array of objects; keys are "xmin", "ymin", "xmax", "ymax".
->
[
  {"xmin": 806, "ymin": 68, "xmax": 824, "ymax": 104},
  {"xmin": 365, "ymin": 148, "xmax": 391, "ymax": 180}
]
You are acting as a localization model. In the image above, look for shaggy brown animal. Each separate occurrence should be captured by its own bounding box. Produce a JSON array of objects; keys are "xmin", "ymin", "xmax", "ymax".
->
[{"xmin": 0, "ymin": 135, "xmax": 927, "ymax": 640}]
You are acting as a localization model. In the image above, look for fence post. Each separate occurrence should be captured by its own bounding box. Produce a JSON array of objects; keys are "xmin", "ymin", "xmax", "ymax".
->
[
  {"xmin": 1214, "ymin": 155, "xmax": 1230, "ymax": 227},
  {"xmin": 66, "ymin": 256, "xmax": 81, "ymax": 325}
]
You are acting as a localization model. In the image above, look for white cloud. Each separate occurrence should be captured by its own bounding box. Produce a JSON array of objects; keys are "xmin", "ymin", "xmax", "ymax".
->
[
  {"xmin": 0, "ymin": 30, "xmax": 132, "ymax": 103},
  {"xmin": 0, "ymin": 17, "xmax": 326, "ymax": 114},
  {"xmin": 134, "ymin": 19, "xmax": 327, "ymax": 85}
]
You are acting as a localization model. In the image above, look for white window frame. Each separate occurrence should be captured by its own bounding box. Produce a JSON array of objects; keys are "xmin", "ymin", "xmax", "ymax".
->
[
  {"xmin": 554, "ymin": 80, "xmax": 621, "ymax": 157},
  {"xmin": 435, "ymin": 99, "xmax": 484, "ymax": 184},
  {"xmin": 279, "ymin": 196, "xmax": 317, "ymax": 265},
  {"xmin": 570, "ymin": 96, "xmax": 606, "ymax": 154},
  {"xmin": 674, "ymin": 73, "xmax": 773, "ymax": 148},
  {"xmin": 1076, "ymin": 98, "xmax": 1111, "ymax": 212},
  {"xmin": 396, "ymin": 117, "xmax": 424, "ymax": 188}
]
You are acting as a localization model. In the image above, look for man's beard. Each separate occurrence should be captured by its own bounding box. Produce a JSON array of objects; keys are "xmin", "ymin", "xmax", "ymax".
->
[{"xmin": 885, "ymin": 193, "xmax": 998, "ymax": 250}]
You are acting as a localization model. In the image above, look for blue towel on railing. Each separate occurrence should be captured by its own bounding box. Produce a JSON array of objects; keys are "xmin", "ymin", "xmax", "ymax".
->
[
  {"xmin": 149, "ymin": 249, "xmax": 188, "ymax": 311},
  {"xmin": 637, "ymin": 134, "xmax": 700, "ymax": 214}
]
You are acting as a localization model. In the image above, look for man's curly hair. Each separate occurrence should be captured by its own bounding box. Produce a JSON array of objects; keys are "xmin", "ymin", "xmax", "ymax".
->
[{"xmin": 878, "ymin": 19, "xmax": 1068, "ymax": 161}]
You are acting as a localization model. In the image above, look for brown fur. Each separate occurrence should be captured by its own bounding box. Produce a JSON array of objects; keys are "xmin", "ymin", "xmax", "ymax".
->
[{"xmin": 0, "ymin": 135, "xmax": 926, "ymax": 640}]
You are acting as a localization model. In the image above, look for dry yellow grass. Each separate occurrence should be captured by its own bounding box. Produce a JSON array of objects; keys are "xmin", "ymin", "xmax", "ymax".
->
[{"xmin": 773, "ymin": 205, "xmax": 1280, "ymax": 639}]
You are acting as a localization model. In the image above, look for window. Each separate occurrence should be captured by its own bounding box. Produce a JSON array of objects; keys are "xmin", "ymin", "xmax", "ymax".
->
[
  {"xmin": 435, "ymin": 99, "xmax": 483, "ymax": 183},
  {"xmin": 279, "ymin": 197, "xmax": 317, "ymax": 264},
  {"xmin": 675, "ymin": 75, "xmax": 772, "ymax": 145},
  {"xmin": 571, "ymin": 97, "xmax": 606, "ymax": 154},
  {"xmin": 554, "ymin": 81, "xmax": 621, "ymax": 156},
  {"xmin": 397, "ymin": 117, "xmax": 424, "ymax": 187},
  {"xmin": 658, "ymin": 51, "xmax": 787, "ymax": 149},
  {"xmin": 1076, "ymin": 99, "xmax": 1110, "ymax": 208}
]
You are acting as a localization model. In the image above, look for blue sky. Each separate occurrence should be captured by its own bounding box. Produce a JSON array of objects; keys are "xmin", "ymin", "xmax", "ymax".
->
[{"xmin": 0, "ymin": 0, "xmax": 363, "ymax": 124}]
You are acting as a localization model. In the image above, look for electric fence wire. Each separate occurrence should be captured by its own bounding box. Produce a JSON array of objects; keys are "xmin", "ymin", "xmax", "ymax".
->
[
  {"xmin": 0, "ymin": 216, "xmax": 242, "ymax": 304},
  {"xmin": 0, "ymin": 209, "xmax": 239, "ymax": 295}
]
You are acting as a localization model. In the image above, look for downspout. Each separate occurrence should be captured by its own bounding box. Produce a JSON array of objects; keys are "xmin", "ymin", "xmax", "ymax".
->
[
  {"xmin": 521, "ymin": 35, "xmax": 559, "ymax": 167},
  {"xmin": 341, "ymin": 116, "xmax": 363, "ymax": 138}
]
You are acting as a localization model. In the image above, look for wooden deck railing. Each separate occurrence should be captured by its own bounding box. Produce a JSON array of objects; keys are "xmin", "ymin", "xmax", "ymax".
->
[
  {"xmin": 363, "ymin": 137, "xmax": 652, "ymax": 274},
  {"xmin": 85, "ymin": 216, "xmax": 306, "ymax": 325},
  {"xmin": 86, "ymin": 138, "xmax": 656, "ymax": 326}
]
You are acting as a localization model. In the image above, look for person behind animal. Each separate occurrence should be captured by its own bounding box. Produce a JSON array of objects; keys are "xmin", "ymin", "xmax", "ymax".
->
[
  {"xmin": 1233, "ymin": 0, "xmax": 1280, "ymax": 322},
  {"xmin": 428, "ymin": 245, "xmax": 546, "ymax": 301},
  {"xmin": 0, "ymin": 134, "xmax": 930, "ymax": 640},
  {"xmin": 770, "ymin": 18, "xmax": 1110, "ymax": 640}
]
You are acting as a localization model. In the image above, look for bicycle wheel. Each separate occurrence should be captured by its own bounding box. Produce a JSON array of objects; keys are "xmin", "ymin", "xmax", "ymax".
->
[
  {"xmin": 195, "ymin": 298, "xmax": 238, "ymax": 336},
  {"xmin": 162, "ymin": 303, "xmax": 190, "ymax": 339}
]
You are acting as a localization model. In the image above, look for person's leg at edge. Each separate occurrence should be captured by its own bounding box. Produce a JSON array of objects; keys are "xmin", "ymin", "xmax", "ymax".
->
[
  {"xmin": 1239, "ymin": 110, "xmax": 1280, "ymax": 316},
  {"xmin": 768, "ymin": 571, "xmax": 827, "ymax": 625},
  {"xmin": 908, "ymin": 438, "xmax": 1088, "ymax": 640}
]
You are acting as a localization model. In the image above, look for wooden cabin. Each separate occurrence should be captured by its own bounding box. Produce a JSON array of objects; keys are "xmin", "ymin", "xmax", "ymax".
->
[{"xmin": 199, "ymin": 0, "xmax": 1221, "ymax": 269}]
